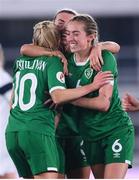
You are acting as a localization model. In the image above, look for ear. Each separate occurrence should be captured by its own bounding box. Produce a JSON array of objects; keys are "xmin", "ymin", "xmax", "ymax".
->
[{"xmin": 87, "ymin": 34, "xmax": 96, "ymax": 43}]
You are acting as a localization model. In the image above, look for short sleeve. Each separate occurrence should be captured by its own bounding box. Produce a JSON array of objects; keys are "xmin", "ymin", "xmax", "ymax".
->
[
  {"xmin": 102, "ymin": 50, "xmax": 118, "ymax": 78},
  {"xmin": 47, "ymin": 56, "xmax": 67, "ymax": 93}
]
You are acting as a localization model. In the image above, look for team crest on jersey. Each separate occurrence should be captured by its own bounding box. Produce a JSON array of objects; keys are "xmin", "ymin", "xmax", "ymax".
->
[
  {"xmin": 84, "ymin": 68, "xmax": 93, "ymax": 79},
  {"xmin": 56, "ymin": 72, "xmax": 65, "ymax": 83}
]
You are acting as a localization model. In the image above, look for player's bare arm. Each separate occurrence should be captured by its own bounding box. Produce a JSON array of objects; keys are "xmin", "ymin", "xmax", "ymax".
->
[
  {"xmin": 50, "ymin": 71, "xmax": 113, "ymax": 105},
  {"xmin": 89, "ymin": 41, "xmax": 120, "ymax": 71},
  {"xmin": 20, "ymin": 44, "xmax": 68, "ymax": 75},
  {"xmin": 71, "ymin": 80, "xmax": 113, "ymax": 112}
]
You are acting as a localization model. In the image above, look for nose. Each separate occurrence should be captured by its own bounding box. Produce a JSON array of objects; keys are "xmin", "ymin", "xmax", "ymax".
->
[{"xmin": 66, "ymin": 33, "xmax": 74, "ymax": 43}]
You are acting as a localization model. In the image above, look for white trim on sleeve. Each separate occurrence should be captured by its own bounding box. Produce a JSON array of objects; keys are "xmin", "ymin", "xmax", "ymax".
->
[
  {"xmin": 49, "ymin": 86, "xmax": 66, "ymax": 94},
  {"xmin": 47, "ymin": 167, "xmax": 58, "ymax": 172}
]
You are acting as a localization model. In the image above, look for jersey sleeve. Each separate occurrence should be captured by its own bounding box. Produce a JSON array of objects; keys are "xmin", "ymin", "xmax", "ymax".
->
[
  {"xmin": 101, "ymin": 50, "xmax": 118, "ymax": 77},
  {"xmin": 47, "ymin": 56, "xmax": 67, "ymax": 93}
]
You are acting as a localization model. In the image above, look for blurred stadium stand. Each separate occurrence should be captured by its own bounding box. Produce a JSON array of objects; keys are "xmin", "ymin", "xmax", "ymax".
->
[{"xmin": 0, "ymin": 0, "xmax": 139, "ymax": 170}]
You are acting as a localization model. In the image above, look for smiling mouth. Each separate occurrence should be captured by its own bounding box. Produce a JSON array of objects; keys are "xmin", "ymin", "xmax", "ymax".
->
[{"xmin": 70, "ymin": 43, "xmax": 77, "ymax": 48}]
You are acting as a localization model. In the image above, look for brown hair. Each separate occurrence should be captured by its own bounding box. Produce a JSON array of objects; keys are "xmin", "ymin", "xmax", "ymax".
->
[
  {"xmin": 54, "ymin": 9, "xmax": 78, "ymax": 20},
  {"xmin": 69, "ymin": 14, "xmax": 99, "ymax": 45}
]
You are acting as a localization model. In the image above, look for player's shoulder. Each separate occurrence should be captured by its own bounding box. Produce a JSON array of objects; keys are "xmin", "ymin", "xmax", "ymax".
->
[
  {"xmin": 48, "ymin": 55, "xmax": 61, "ymax": 61},
  {"xmin": 102, "ymin": 50, "xmax": 114, "ymax": 58},
  {"xmin": 102, "ymin": 50, "xmax": 116, "ymax": 63},
  {"xmin": 47, "ymin": 55, "xmax": 62, "ymax": 65}
]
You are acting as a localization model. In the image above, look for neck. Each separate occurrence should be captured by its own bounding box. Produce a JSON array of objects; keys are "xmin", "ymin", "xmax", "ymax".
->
[{"xmin": 75, "ymin": 48, "xmax": 91, "ymax": 62}]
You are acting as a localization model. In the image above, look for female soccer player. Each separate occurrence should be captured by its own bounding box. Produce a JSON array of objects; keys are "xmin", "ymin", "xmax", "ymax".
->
[{"xmin": 63, "ymin": 14, "xmax": 135, "ymax": 179}]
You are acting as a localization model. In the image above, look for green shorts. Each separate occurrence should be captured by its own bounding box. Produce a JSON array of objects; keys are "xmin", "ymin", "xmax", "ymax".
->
[
  {"xmin": 6, "ymin": 131, "xmax": 59, "ymax": 177},
  {"xmin": 56, "ymin": 136, "xmax": 89, "ymax": 174},
  {"xmin": 83, "ymin": 126, "xmax": 135, "ymax": 168}
]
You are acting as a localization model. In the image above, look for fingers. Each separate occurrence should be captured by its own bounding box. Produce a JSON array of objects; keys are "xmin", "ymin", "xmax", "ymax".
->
[
  {"xmin": 56, "ymin": 52, "xmax": 69, "ymax": 75},
  {"xmin": 44, "ymin": 99, "xmax": 53, "ymax": 106},
  {"xmin": 63, "ymin": 61, "xmax": 69, "ymax": 75},
  {"xmin": 99, "ymin": 55, "xmax": 104, "ymax": 66},
  {"xmin": 122, "ymin": 103, "xmax": 132, "ymax": 112},
  {"xmin": 122, "ymin": 95, "xmax": 135, "ymax": 112},
  {"xmin": 50, "ymin": 50, "xmax": 69, "ymax": 75},
  {"xmin": 94, "ymin": 71, "xmax": 113, "ymax": 84},
  {"xmin": 97, "ymin": 71, "xmax": 113, "ymax": 79},
  {"xmin": 90, "ymin": 58, "xmax": 101, "ymax": 71},
  {"xmin": 49, "ymin": 103, "xmax": 56, "ymax": 109},
  {"xmin": 89, "ymin": 45, "xmax": 103, "ymax": 71},
  {"xmin": 100, "ymin": 79, "xmax": 113, "ymax": 86},
  {"xmin": 97, "ymin": 46, "xmax": 103, "ymax": 65},
  {"xmin": 44, "ymin": 98, "xmax": 58, "ymax": 110}
]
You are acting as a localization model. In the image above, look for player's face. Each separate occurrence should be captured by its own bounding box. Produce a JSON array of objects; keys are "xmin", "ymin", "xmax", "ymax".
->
[
  {"xmin": 66, "ymin": 21, "xmax": 93, "ymax": 53},
  {"xmin": 54, "ymin": 12, "xmax": 75, "ymax": 30}
]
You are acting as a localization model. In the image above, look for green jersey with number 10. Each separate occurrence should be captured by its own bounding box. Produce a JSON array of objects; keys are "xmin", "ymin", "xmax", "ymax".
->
[{"xmin": 6, "ymin": 55, "xmax": 66, "ymax": 136}]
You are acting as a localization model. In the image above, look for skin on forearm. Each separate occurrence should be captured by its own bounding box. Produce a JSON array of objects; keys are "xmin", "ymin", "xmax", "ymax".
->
[
  {"xmin": 99, "ymin": 41, "xmax": 120, "ymax": 53},
  {"xmin": 71, "ymin": 96, "xmax": 109, "ymax": 111},
  {"xmin": 50, "ymin": 72, "xmax": 114, "ymax": 105},
  {"xmin": 50, "ymin": 83, "xmax": 97, "ymax": 105},
  {"xmin": 71, "ymin": 84, "xmax": 113, "ymax": 112},
  {"xmin": 20, "ymin": 44, "xmax": 68, "ymax": 75},
  {"xmin": 20, "ymin": 44, "xmax": 52, "ymax": 56}
]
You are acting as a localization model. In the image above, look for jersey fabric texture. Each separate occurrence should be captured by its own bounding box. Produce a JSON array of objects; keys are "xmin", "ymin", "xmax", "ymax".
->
[
  {"xmin": 57, "ymin": 50, "xmax": 133, "ymax": 141},
  {"xmin": 56, "ymin": 53, "xmax": 89, "ymax": 172},
  {"xmin": 6, "ymin": 131, "xmax": 59, "ymax": 177},
  {"xmin": 56, "ymin": 136, "xmax": 88, "ymax": 174},
  {"xmin": 77, "ymin": 50, "xmax": 133, "ymax": 141},
  {"xmin": 56, "ymin": 52, "xmax": 86, "ymax": 137},
  {"xmin": 83, "ymin": 126, "xmax": 134, "ymax": 167},
  {"xmin": 6, "ymin": 55, "xmax": 66, "ymax": 136}
]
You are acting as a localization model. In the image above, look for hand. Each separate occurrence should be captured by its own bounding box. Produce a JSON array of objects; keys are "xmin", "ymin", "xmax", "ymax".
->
[
  {"xmin": 55, "ymin": 113, "xmax": 61, "ymax": 128},
  {"xmin": 44, "ymin": 98, "xmax": 63, "ymax": 112},
  {"xmin": 89, "ymin": 44, "xmax": 104, "ymax": 71},
  {"xmin": 92, "ymin": 71, "xmax": 113, "ymax": 91},
  {"xmin": 122, "ymin": 93, "xmax": 139, "ymax": 112},
  {"xmin": 44, "ymin": 98, "xmax": 55, "ymax": 109},
  {"xmin": 52, "ymin": 50, "xmax": 68, "ymax": 75}
]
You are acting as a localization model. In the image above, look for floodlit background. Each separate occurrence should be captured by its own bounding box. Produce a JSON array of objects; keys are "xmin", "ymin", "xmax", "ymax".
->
[{"xmin": 0, "ymin": 0, "xmax": 139, "ymax": 178}]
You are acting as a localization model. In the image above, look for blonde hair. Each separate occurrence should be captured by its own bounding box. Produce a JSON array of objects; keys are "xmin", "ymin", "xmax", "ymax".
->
[
  {"xmin": 69, "ymin": 14, "xmax": 99, "ymax": 45},
  {"xmin": 33, "ymin": 20, "xmax": 60, "ymax": 50}
]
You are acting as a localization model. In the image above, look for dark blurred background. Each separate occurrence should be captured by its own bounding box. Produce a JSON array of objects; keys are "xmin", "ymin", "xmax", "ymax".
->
[{"xmin": 0, "ymin": 0, "xmax": 139, "ymax": 177}]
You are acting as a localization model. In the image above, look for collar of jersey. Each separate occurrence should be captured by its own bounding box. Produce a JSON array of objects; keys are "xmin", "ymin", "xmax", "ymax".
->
[{"xmin": 73, "ymin": 54, "xmax": 90, "ymax": 66}]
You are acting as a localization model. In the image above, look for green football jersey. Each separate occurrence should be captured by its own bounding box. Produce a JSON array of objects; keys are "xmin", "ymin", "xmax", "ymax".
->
[
  {"xmin": 56, "ymin": 53, "xmax": 97, "ymax": 137},
  {"xmin": 6, "ymin": 55, "xmax": 66, "ymax": 136},
  {"xmin": 57, "ymin": 50, "xmax": 133, "ymax": 140}
]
